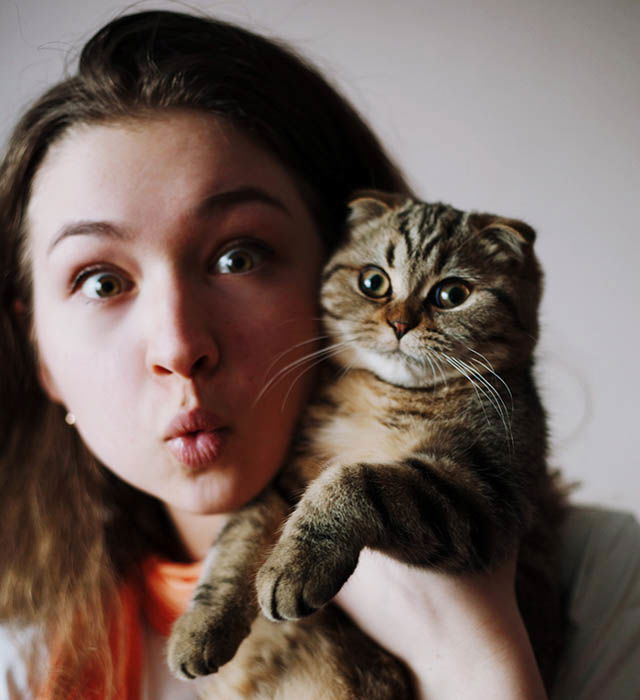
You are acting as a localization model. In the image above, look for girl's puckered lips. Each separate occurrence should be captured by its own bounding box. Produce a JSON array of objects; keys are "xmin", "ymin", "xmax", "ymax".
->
[
  {"xmin": 164, "ymin": 409, "xmax": 230, "ymax": 469},
  {"xmin": 163, "ymin": 408, "xmax": 226, "ymax": 440}
]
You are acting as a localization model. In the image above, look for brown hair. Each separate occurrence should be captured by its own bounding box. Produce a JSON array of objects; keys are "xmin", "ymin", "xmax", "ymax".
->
[{"xmin": 0, "ymin": 9, "xmax": 411, "ymax": 696}]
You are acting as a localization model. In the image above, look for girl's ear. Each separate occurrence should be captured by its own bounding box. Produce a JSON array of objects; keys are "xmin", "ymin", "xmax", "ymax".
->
[
  {"xmin": 11, "ymin": 298, "xmax": 61, "ymax": 402},
  {"xmin": 13, "ymin": 298, "xmax": 27, "ymax": 316},
  {"xmin": 37, "ymin": 360, "xmax": 63, "ymax": 403}
]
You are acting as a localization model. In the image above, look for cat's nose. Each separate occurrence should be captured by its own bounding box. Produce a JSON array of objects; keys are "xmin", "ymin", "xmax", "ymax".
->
[{"xmin": 388, "ymin": 319, "xmax": 415, "ymax": 339}]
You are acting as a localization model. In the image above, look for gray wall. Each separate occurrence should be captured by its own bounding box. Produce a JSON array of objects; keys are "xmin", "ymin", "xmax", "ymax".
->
[{"xmin": 2, "ymin": 0, "xmax": 639, "ymax": 518}]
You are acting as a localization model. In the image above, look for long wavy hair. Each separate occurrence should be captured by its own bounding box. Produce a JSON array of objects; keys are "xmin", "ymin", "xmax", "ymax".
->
[{"xmin": 0, "ymin": 9, "xmax": 411, "ymax": 696}]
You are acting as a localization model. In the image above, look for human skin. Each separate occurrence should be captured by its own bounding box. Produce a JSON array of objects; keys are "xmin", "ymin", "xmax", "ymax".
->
[
  {"xmin": 28, "ymin": 110, "xmax": 325, "ymax": 556},
  {"xmin": 336, "ymin": 551, "xmax": 548, "ymax": 699},
  {"xmin": 27, "ymin": 109, "xmax": 546, "ymax": 698}
]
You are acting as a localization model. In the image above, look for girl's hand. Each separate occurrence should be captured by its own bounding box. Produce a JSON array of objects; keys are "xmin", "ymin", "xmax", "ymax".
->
[{"xmin": 334, "ymin": 549, "xmax": 548, "ymax": 700}]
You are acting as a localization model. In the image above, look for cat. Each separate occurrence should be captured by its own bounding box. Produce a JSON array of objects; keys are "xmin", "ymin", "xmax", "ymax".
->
[{"xmin": 167, "ymin": 191, "xmax": 567, "ymax": 697}]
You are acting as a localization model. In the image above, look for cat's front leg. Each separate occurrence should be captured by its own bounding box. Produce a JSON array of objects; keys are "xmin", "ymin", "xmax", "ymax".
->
[
  {"xmin": 168, "ymin": 488, "xmax": 288, "ymax": 679},
  {"xmin": 256, "ymin": 463, "xmax": 381, "ymax": 622},
  {"xmin": 256, "ymin": 454, "xmax": 521, "ymax": 622}
]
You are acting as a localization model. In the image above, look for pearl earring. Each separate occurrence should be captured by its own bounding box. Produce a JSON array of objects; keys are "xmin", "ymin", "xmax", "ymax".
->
[{"xmin": 65, "ymin": 412, "xmax": 76, "ymax": 426}]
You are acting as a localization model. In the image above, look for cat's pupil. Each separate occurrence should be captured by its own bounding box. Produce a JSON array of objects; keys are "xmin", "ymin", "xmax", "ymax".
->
[
  {"xmin": 446, "ymin": 286, "xmax": 466, "ymax": 305},
  {"xmin": 366, "ymin": 274, "xmax": 384, "ymax": 291}
]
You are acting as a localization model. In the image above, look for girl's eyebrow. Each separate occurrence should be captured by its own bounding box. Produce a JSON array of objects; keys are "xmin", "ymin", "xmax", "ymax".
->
[
  {"xmin": 47, "ymin": 221, "xmax": 128, "ymax": 257},
  {"xmin": 46, "ymin": 187, "xmax": 290, "ymax": 257},
  {"xmin": 196, "ymin": 186, "xmax": 290, "ymax": 218}
]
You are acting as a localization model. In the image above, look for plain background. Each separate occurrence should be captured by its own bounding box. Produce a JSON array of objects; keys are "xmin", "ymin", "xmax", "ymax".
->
[{"xmin": 1, "ymin": 0, "xmax": 638, "ymax": 519}]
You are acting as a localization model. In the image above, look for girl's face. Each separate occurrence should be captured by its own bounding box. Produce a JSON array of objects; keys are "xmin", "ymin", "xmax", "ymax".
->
[{"xmin": 28, "ymin": 111, "xmax": 324, "ymax": 520}]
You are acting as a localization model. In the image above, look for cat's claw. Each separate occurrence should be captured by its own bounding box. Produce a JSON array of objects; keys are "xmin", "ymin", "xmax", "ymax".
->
[
  {"xmin": 256, "ymin": 542, "xmax": 358, "ymax": 622},
  {"xmin": 167, "ymin": 606, "xmax": 251, "ymax": 679}
]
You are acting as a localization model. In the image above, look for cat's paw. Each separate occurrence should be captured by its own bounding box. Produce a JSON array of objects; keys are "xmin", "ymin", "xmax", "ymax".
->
[
  {"xmin": 256, "ymin": 541, "xmax": 357, "ymax": 622},
  {"xmin": 167, "ymin": 605, "xmax": 250, "ymax": 679}
]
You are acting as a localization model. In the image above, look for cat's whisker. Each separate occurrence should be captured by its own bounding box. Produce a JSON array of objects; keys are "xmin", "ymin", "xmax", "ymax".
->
[
  {"xmin": 446, "ymin": 355, "xmax": 514, "ymax": 451},
  {"xmin": 456, "ymin": 359, "xmax": 511, "ymax": 436},
  {"xmin": 461, "ymin": 346, "xmax": 514, "ymax": 409},
  {"xmin": 428, "ymin": 351, "xmax": 450, "ymax": 390},
  {"xmin": 468, "ymin": 359, "xmax": 515, "ymax": 414},
  {"xmin": 456, "ymin": 357, "xmax": 509, "ymax": 416},
  {"xmin": 255, "ymin": 337, "xmax": 359, "ymax": 409},
  {"xmin": 423, "ymin": 353, "xmax": 438, "ymax": 386},
  {"xmin": 279, "ymin": 343, "xmax": 354, "ymax": 412},
  {"xmin": 464, "ymin": 362, "xmax": 512, "ymax": 438},
  {"xmin": 443, "ymin": 354, "xmax": 507, "ymax": 435},
  {"xmin": 263, "ymin": 335, "xmax": 330, "ymax": 378},
  {"xmin": 253, "ymin": 340, "xmax": 353, "ymax": 408},
  {"xmin": 278, "ymin": 330, "xmax": 367, "ymax": 410},
  {"xmin": 421, "ymin": 351, "xmax": 448, "ymax": 390},
  {"xmin": 337, "ymin": 361, "xmax": 354, "ymax": 381},
  {"xmin": 441, "ymin": 353, "xmax": 493, "ymax": 427}
]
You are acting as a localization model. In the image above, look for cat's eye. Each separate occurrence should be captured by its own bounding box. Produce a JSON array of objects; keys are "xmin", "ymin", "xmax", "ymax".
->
[
  {"xmin": 430, "ymin": 278, "xmax": 472, "ymax": 309},
  {"xmin": 214, "ymin": 244, "xmax": 268, "ymax": 275},
  {"xmin": 358, "ymin": 266, "xmax": 391, "ymax": 299},
  {"xmin": 79, "ymin": 271, "xmax": 129, "ymax": 300}
]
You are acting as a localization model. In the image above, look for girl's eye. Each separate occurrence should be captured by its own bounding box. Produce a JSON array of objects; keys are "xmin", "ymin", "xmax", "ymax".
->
[
  {"xmin": 214, "ymin": 244, "xmax": 268, "ymax": 275},
  {"xmin": 358, "ymin": 265, "xmax": 392, "ymax": 299},
  {"xmin": 79, "ymin": 271, "xmax": 129, "ymax": 300},
  {"xmin": 429, "ymin": 278, "xmax": 472, "ymax": 309}
]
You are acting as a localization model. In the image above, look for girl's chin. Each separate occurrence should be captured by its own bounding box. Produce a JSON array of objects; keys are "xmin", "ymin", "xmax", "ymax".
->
[{"xmin": 163, "ymin": 482, "xmax": 257, "ymax": 517}]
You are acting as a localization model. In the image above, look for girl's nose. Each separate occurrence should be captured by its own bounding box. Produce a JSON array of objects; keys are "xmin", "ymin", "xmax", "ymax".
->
[{"xmin": 145, "ymin": 279, "xmax": 220, "ymax": 379}]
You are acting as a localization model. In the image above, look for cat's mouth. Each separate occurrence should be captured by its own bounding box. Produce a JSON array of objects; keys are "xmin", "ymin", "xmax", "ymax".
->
[
  {"xmin": 380, "ymin": 347, "xmax": 423, "ymax": 364},
  {"xmin": 375, "ymin": 348, "xmax": 433, "ymax": 376}
]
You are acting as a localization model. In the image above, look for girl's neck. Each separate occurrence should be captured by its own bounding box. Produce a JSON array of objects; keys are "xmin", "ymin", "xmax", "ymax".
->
[{"xmin": 165, "ymin": 505, "xmax": 228, "ymax": 561}]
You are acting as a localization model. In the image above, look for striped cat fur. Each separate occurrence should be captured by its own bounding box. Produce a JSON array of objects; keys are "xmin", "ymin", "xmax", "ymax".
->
[{"xmin": 168, "ymin": 192, "xmax": 567, "ymax": 698}]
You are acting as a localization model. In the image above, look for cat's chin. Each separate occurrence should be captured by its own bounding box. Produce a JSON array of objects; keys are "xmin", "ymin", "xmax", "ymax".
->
[{"xmin": 355, "ymin": 348, "xmax": 434, "ymax": 389}]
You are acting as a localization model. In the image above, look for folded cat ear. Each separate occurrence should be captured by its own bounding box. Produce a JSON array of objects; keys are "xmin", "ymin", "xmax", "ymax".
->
[
  {"xmin": 470, "ymin": 213, "xmax": 536, "ymax": 261},
  {"xmin": 472, "ymin": 213, "xmax": 536, "ymax": 244},
  {"xmin": 347, "ymin": 190, "xmax": 409, "ymax": 227}
]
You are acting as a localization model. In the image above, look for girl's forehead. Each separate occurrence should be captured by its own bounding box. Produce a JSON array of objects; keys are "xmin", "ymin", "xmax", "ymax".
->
[
  {"xmin": 31, "ymin": 112, "xmax": 249, "ymax": 199},
  {"xmin": 26, "ymin": 111, "xmax": 311, "ymax": 258}
]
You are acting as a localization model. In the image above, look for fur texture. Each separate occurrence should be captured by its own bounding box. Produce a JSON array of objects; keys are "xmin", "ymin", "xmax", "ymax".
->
[{"xmin": 169, "ymin": 192, "xmax": 567, "ymax": 697}]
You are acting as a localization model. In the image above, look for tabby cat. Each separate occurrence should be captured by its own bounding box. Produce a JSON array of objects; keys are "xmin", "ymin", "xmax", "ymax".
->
[{"xmin": 168, "ymin": 192, "xmax": 567, "ymax": 698}]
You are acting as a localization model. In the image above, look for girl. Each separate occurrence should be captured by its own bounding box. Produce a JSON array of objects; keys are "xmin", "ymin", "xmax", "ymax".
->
[{"xmin": 0, "ymin": 9, "xmax": 638, "ymax": 699}]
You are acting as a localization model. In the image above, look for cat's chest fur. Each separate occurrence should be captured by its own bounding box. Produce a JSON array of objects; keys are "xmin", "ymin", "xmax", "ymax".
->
[{"xmin": 295, "ymin": 367, "xmax": 467, "ymax": 479}]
